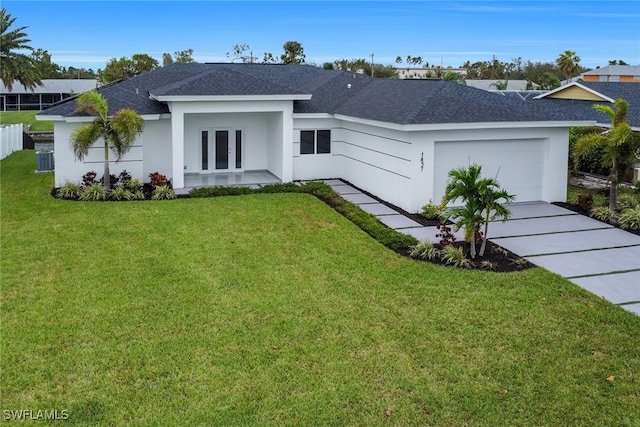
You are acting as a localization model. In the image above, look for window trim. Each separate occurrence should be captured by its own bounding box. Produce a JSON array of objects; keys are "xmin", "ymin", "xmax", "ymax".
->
[{"xmin": 299, "ymin": 129, "xmax": 331, "ymax": 155}]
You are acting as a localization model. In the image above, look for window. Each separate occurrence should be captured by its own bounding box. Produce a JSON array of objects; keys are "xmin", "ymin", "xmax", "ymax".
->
[
  {"xmin": 300, "ymin": 130, "xmax": 331, "ymax": 155},
  {"xmin": 599, "ymin": 75, "xmax": 607, "ymax": 82},
  {"xmin": 610, "ymin": 75, "xmax": 620, "ymax": 82},
  {"xmin": 201, "ymin": 131, "xmax": 208, "ymax": 170}
]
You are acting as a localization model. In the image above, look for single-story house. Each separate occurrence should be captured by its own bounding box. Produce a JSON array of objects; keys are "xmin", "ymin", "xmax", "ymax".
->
[
  {"xmin": 1, "ymin": 79, "xmax": 97, "ymax": 111},
  {"xmin": 37, "ymin": 63, "xmax": 592, "ymax": 212}
]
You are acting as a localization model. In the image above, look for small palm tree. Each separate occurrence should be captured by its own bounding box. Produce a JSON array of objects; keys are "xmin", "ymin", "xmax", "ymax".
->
[
  {"xmin": 70, "ymin": 91, "xmax": 145, "ymax": 189},
  {"xmin": 441, "ymin": 164, "xmax": 514, "ymax": 259},
  {"xmin": 573, "ymin": 98, "xmax": 640, "ymax": 210},
  {"xmin": 0, "ymin": 8, "xmax": 41, "ymax": 90},
  {"xmin": 477, "ymin": 180, "xmax": 515, "ymax": 256},
  {"xmin": 441, "ymin": 165, "xmax": 484, "ymax": 258}
]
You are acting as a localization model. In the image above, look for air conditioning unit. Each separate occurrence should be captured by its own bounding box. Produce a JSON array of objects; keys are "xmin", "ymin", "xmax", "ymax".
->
[{"xmin": 36, "ymin": 150, "xmax": 54, "ymax": 172}]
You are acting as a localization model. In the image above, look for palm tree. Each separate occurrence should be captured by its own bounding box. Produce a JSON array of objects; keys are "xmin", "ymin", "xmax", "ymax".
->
[
  {"xmin": 441, "ymin": 164, "xmax": 514, "ymax": 258},
  {"xmin": 70, "ymin": 91, "xmax": 145, "ymax": 189},
  {"xmin": 573, "ymin": 98, "xmax": 640, "ymax": 210},
  {"xmin": 441, "ymin": 165, "xmax": 484, "ymax": 258},
  {"xmin": 556, "ymin": 50, "xmax": 581, "ymax": 84},
  {"xmin": 280, "ymin": 41, "xmax": 305, "ymax": 64},
  {"xmin": 477, "ymin": 180, "xmax": 515, "ymax": 256},
  {"xmin": 0, "ymin": 8, "xmax": 41, "ymax": 90}
]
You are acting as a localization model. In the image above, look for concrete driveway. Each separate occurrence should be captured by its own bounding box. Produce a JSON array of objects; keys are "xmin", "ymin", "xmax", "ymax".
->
[{"xmin": 490, "ymin": 203, "xmax": 640, "ymax": 315}]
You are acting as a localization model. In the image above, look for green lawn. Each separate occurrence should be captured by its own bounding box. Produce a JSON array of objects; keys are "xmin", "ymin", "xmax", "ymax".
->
[
  {"xmin": 0, "ymin": 111, "xmax": 53, "ymax": 132},
  {"xmin": 2, "ymin": 151, "xmax": 639, "ymax": 426}
]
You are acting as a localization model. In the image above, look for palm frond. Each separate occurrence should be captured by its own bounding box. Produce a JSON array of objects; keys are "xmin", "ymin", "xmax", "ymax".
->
[
  {"xmin": 75, "ymin": 91, "xmax": 108, "ymax": 119},
  {"xmin": 70, "ymin": 123, "xmax": 102, "ymax": 160},
  {"xmin": 109, "ymin": 109, "xmax": 145, "ymax": 159}
]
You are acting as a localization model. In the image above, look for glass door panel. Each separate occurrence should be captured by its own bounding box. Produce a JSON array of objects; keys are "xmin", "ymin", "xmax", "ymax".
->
[{"xmin": 215, "ymin": 130, "xmax": 229, "ymax": 170}]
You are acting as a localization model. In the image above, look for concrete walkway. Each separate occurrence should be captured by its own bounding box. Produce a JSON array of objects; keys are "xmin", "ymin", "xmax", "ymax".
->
[{"xmin": 322, "ymin": 180, "xmax": 640, "ymax": 315}]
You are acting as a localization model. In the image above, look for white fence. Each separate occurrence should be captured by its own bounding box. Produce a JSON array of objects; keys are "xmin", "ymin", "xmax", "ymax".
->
[{"xmin": 1, "ymin": 123, "xmax": 23, "ymax": 160}]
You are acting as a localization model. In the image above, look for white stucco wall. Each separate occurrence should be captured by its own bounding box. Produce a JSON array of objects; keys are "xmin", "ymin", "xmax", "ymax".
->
[
  {"xmin": 292, "ymin": 117, "xmax": 341, "ymax": 180},
  {"xmin": 335, "ymin": 122, "xmax": 415, "ymax": 211},
  {"xmin": 142, "ymin": 119, "xmax": 172, "ymax": 179},
  {"xmin": 291, "ymin": 119, "xmax": 570, "ymax": 213},
  {"xmin": 53, "ymin": 121, "xmax": 145, "ymax": 187}
]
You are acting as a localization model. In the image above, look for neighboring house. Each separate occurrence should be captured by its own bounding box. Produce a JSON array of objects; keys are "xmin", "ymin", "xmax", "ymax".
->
[
  {"xmin": 396, "ymin": 67, "xmax": 467, "ymax": 79},
  {"xmin": 37, "ymin": 63, "xmax": 591, "ymax": 213},
  {"xmin": 1, "ymin": 79, "xmax": 97, "ymax": 111},
  {"xmin": 581, "ymin": 65, "xmax": 640, "ymax": 83},
  {"xmin": 531, "ymin": 82, "xmax": 640, "ymax": 131},
  {"xmin": 466, "ymin": 80, "xmax": 534, "ymax": 91}
]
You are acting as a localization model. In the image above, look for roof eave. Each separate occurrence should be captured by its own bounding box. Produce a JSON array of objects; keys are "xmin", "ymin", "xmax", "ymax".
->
[
  {"xmin": 334, "ymin": 114, "xmax": 595, "ymax": 131},
  {"xmin": 150, "ymin": 94, "xmax": 313, "ymax": 102}
]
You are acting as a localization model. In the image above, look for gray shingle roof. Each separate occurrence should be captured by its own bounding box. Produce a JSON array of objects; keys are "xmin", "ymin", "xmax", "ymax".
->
[
  {"xmin": 40, "ymin": 63, "xmax": 585, "ymax": 125},
  {"xmin": 530, "ymin": 82, "xmax": 640, "ymax": 128}
]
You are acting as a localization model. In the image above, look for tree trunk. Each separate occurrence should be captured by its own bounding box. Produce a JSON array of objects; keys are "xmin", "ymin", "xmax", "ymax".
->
[
  {"xmin": 470, "ymin": 238, "xmax": 476, "ymax": 259},
  {"xmin": 103, "ymin": 142, "xmax": 110, "ymax": 190},
  {"xmin": 609, "ymin": 159, "xmax": 618, "ymax": 211},
  {"xmin": 479, "ymin": 213, "xmax": 490, "ymax": 257}
]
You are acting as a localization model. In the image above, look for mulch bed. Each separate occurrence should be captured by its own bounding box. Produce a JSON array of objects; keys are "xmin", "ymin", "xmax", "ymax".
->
[{"xmin": 337, "ymin": 179, "xmax": 534, "ymax": 272}]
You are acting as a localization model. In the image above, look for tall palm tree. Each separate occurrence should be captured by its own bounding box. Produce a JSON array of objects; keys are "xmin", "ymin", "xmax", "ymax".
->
[
  {"xmin": 556, "ymin": 50, "xmax": 581, "ymax": 84},
  {"xmin": 0, "ymin": 8, "xmax": 41, "ymax": 90},
  {"xmin": 70, "ymin": 91, "xmax": 145, "ymax": 189},
  {"xmin": 573, "ymin": 98, "xmax": 640, "ymax": 210}
]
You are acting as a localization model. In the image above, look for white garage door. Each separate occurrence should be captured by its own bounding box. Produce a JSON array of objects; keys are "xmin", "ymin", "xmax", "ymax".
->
[{"xmin": 433, "ymin": 139, "xmax": 545, "ymax": 205}]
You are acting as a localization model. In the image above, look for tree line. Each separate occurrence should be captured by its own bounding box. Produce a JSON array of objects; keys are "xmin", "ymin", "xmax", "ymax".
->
[{"xmin": 1, "ymin": 7, "xmax": 632, "ymax": 90}]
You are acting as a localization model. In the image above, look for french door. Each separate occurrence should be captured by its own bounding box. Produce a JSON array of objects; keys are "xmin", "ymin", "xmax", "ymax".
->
[{"xmin": 201, "ymin": 129, "xmax": 243, "ymax": 172}]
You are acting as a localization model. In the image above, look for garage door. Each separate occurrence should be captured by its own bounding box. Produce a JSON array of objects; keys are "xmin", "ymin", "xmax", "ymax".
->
[{"xmin": 433, "ymin": 139, "xmax": 544, "ymax": 205}]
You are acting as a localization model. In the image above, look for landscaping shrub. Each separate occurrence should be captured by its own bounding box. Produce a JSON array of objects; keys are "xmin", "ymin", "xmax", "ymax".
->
[
  {"xmin": 616, "ymin": 193, "xmax": 640, "ymax": 211},
  {"xmin": 82, "ymin": 171, "xmax": 98, "ymax": 186},
  {"xmin": 124, "ymin": 178, "xmax": 143, "ymax": 193},
  {"xmin": 635, "ymin": 180, "xmax": 640, "ymax": 194},
  {"xmin": 421, "ymin": 199, "xmax": 443, "ymax": 220},
  {"xmin": 79, "ymin": 183, "xmax": 108, "ymax": 201},
  {"xmin": 110, "ymin": 186, "xmax": 133, "ymax": 201},
  {"xmin": 189, "ymin": 186, "xmax": 253, "ymax": 198},
  {"xmin": 332, "ymin": 200, "xmax": 418, "ymax": 251},
  {"xmin": 118, "ymin": 170, "xmax": 132, "ymax": 184},
  {"xmin": 101, "ymin": 173, "xmax": 118, "ymax": 188},
  {"xmin": 618, "ymin": 205, "xmax": 640, "ymax": 230},
  {"xmin": 577, "ymin": 193, "xmax": 593, "ymax": 212},
  {"xmin": 298, "ymin": 181, "xmax": 336, "ymax": 200},
  {"xmin": 409, "ymin": 240, "xmax": 440, "ymax": 260},
  {"xmin": 149, "ymin": 172, "xmax": 168, "ymax": 189},
  {"xmin": 440, "ymin": 245, "xmax": 472, "ymax": 269},
  {"xmin": 254, "ymin": 182, "xmax": 301, "ymax": 193},
  {"xmin": 590, "ymin": 206, "xmax": 618, "ymax": 224},
  {"xmin": 56, "ymin": 182, "xmax": 82, "ymax": 200},
  {"xmin": 435, "ymin": 222, "xmax": 457, "ymax": 246},
  {"xmin": 152, "ymin": 184, "xmax": 177, "ymax": 200}
]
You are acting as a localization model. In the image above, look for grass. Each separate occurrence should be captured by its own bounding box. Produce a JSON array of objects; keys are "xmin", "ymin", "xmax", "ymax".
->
[
  {"xmin": 0, "ymin": 111, "xmax": 54, "ymax": 132},
  {"xmin": 2, "ymin": 150, "xmax": 640, "ymax": 426}
]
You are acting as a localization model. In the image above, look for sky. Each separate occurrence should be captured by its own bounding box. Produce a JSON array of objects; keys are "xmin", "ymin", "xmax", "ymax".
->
[{"xmin": 4, "ymin": 0, "xmax": 640, "ymax": 71}]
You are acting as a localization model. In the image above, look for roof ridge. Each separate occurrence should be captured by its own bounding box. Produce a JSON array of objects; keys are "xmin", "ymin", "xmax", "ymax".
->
[{"xmin": 404, "ymin": 80, "xmax": 447, "ymax": 124}]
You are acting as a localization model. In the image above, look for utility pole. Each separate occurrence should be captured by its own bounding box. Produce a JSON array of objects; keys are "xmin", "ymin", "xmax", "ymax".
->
[{"xmin": 370, "ymin": 53, "xmax": 374, "ymax": 77}]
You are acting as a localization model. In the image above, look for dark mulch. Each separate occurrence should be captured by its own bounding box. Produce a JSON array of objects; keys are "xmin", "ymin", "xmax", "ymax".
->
[
  {"xmin": 337, "ymin": 179, "xmax": 533, "ymax": 272},
  {"xmin": 396, "ymin": 240, "xmax": 534, "ymax": 273}
]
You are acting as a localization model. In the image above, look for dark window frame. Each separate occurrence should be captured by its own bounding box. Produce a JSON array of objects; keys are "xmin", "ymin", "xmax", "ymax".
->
[{"xmin": 300, "ymin": 129, "xmax": 331, "ymax": 155}]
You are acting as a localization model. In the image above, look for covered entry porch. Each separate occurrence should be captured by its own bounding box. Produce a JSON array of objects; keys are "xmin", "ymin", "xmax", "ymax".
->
[{"xmin": 183, "ymin": 170, "xmax": 281, "ymax": 188}]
